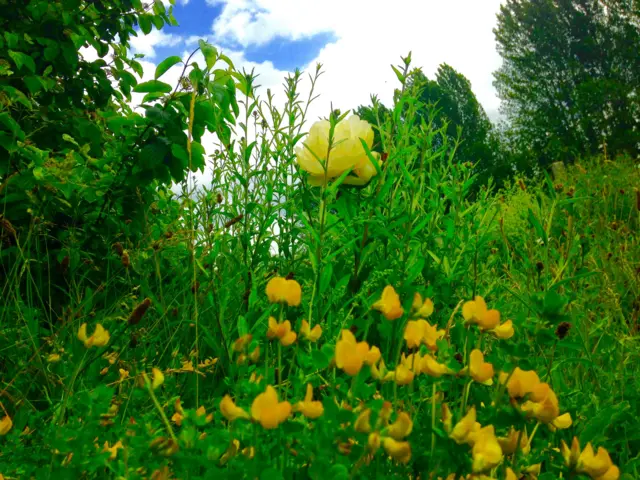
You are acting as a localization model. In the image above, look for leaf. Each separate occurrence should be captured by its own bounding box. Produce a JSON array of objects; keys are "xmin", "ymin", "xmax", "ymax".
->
[
  {"xmin": 138, "ymin": 14, "xmax": 153, "ymax": 35},
  {"xmin": 198, "ymin": 40, "xmax": 218, "ymax": 70},
  {"xmin": 0, "ymin": 113, "xmax": 25, "ymax": 140},
  {"xmin": 8, "ymin": 50, "xmax": 36, "ymax": 73},
  {"xmin": 155, "ymin": 56, "xmax": 182, "ymax": 80},
  {"xmin": 133, "ymin": 80, "xmax": 172, "ymax": 94},
  {"xmin": 320, "ymin": 263, "xmax": 333, "ymax": 295}
]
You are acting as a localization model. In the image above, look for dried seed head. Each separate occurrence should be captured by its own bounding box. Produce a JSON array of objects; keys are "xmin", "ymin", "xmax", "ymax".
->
[
  {"xmin": 129, "ymin": 298, "xmax": 152, "ymax": 326},
  {"xmin": 112, "ymin": 242, "xmax": 124, "ymax": 256},
  {"xmin": 224, "ymin": 214, "xmax": 244, "ymax": 229},
  {"xmin": 216, "ymin": 192, "xmax": 223, "ymax": 204},
  {"xmin": 554, "ymin": 183, "xmax": 564, "ymax": 193},
  {"xmin": 518, "ymin": 179, "xmax": 526, "ymax": 191},
  {"xmin": 121, "ymin": 251, "xmax": 130, "ymax": 268},
  {"xmin": 555, "ymin": 322, "xmax": 572, "ymax": 340}
]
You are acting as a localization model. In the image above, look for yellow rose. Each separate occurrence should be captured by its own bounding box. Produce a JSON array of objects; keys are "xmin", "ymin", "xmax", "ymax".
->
[{"xmin": 296, "ymin": 115, "xmax": 379, "ymax": 186}]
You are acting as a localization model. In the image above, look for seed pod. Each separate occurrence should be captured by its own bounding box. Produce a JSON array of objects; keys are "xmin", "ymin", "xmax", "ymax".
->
[
  {"xmin": 112, "ymin": 242, "xmax": 124, "ymax": 256},
  {"xmin": 128, "ymin": 298, "xmax": 152, "ymax": 325},
  {"xmin": 121, "ymin": 251, "xmax": 130, "ymax": 268},
  {"xmin": 224, "ymin": 214, "xmax": 244, "ymax": 229},
  {"xmin": 555, "ymin": 322, "xmax": 572, "ymax": 340}
]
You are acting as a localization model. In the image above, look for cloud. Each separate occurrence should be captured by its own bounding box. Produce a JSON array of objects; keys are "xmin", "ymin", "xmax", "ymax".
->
[
  {"xmin": 208, "ymin": 0, "xmax": 505, "ymax": 120},
  {"xmin": 129, "ymin": 29, "xmax": 184, "ymax": 59}
]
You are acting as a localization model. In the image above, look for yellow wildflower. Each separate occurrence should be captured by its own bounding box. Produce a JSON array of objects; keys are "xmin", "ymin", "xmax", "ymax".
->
[
  {"xmin": 77, "ymin": 323, "xmax": 110, "ymax": 348},
  {"xmin": 300, "ymin": 320, "xmax": 322, "ymax": 342},
  {"xmin": 364, "ymin": 346, "xmax": 381, "ymax": 366},
  {"xmin": 196, "ymin": 406, "xmax": 213, "ymax": 423},
  {"xmin": 450, "ymin": 407, "xmax": 477, "ymax": 445},
  {"xmin": 251, "ymin": 385, "xmax": 291, "ymax": 429},
  {"xmin": 249, "ymin": 346, "xmax": 260, "ymax": 363},
  {"xmin": 265, "ymin": 277, "xmax": 302, "ymax": 306},
  {"xmin": 383, "ymin": 412, "xmax": 413, "ymax": 440},
  {"xmin": 468, "ymin": 349, "xmax": 494, "ymax": 385},
  {"xmin": 420, "ymin": 355, "xmax": 454, "ymax": 377},
  {"xmin": 0, "ymin": 415, "xmax": 13, "ymax": 435},
  {"xmin": 404, "ymin": 319, "xmax": 445, "ymax": 350},
  {"xmin": 267, "ymin": 316, "xmax": 297, "ymax": 346},
  {"xmin": 151, "ymin": 368, "xmax": 164, "ymax": 390},
  {"xmin": 499, "ymin": 367, "xmax": 540, "ymax": 398},
  {"xmin": 411, "ymin": 293, "xmax": 434, "ymax": 318},
  {"xmin": 372, "ymin": 285, "xmax": 404, "ymax": 320},
  {"xmin": 394, "ymin": 364, "xmax": 415, "ymax": 385},
  {"xmin": 577, "ymin": 443, "xmax": 615, "ymax": 478},
  {"xmin": 335, "ymin": 329, "xmax": 370, "ymax": 376},
  {"xmin": 370, "ymin": 358, "xmax": 395, "ymax": 383},
  {"xmin": 462, "ymin": 296, "xmax": 500, "ymax": 330},
  {"xmin": 489, "ymin": 319, "xmax": 514, "ymax": 339},
  {"xmin": 382, "ymin": 437, "xmax": 411, "ymax": 463},
  {"xmin": 561, "ymin": 436, "xmax": 581, "ymax": 469},
  {"xmin": 497, "ymin": 427, "xmax": 530, "ymax": 455},
  {"xmin": 471, "ymin": 425, "xmax": 503, "ymax": 473},
  {"xmin": 47, "ymin": 353, "xmax": 61, "ymax": 363},
  {"xmin": 220, "ymin": 395, "xmax": 250, "ymax": 422},
  {"xmin": 506, "ymin": 468, "xmax": 518, "ymax": 480},
  {"xmin": 293, "ymin": 384, "xmax": 324, "ymax": 419},
  {"xmin": 296, "ymin": 115, "xmax": 379, "ymax": 186},
  {"xmin": 551, "ymin": 412, "xmax": 573, "ymax": 430},
  {"xmin": 520, "ymin": 383, "xmax": 560, "ymax": 423},
  {"xmin": 233, "ymin": 334, "xmax": 253, "ymax": 352},
  {"xmin": 354, "ymin": 409, "xmax": 372, "ymax": 433},
  {"xmin": 102, "ymin": 440, "xmax": 124, "ymax": 460}
]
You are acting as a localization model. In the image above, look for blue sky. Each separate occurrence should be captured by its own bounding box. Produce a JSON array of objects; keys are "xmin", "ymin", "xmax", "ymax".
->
[{"xmin": 130, "ymin": 0, "xmax": 505, "ymax": 122}]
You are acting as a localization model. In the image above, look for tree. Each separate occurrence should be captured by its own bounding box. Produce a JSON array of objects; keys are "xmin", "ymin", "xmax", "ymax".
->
[{"xmin": 494, "ymin": 0, "xmax": 640, "ymax": 167}]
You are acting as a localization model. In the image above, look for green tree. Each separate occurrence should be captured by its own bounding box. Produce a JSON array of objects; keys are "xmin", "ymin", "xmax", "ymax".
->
[{"xmin": 494, "ymin": 0, "xmax": 640, "ymax": 166}]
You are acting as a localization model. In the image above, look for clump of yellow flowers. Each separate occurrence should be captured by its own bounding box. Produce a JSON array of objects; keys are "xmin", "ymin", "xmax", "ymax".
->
[{"xmin": 209, "ymin": 280, "xmax": 620, "ymax": 479}]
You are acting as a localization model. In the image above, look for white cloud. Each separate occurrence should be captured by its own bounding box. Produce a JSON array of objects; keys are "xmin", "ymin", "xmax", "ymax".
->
[
  {"xmin": 208, "ymin": 0, "xmax": 505, "ymax": 119},
  {"xmin": 129, "ymin": 29, "xmax": 184, "ymax": 59}
]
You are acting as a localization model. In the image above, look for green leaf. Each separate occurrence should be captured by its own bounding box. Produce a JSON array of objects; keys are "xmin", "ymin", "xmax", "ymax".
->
[
  {"xmin": 138, "ymin": 14, "xmax": 153, "ymax": 35},
  {"xmin": 0, "ymin": 113, "xmax": 25, "ymax": 140},
  {"xmin": 198, "ymin": 40, "xmax": 218, "ymax": 70},
  {"xmin": 155, "ymin": 56, "xmax": 182, "ymax": 80},
  {"xmin": 8, "ymin": 50, "xmax": 36, "ymax": 73},
  {"xmin": 133, "ymin": 80, "xmax": 172, "ymax": 94}
]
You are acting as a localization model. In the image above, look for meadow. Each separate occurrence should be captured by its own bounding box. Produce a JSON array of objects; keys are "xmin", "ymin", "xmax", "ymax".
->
[{"xmin": 1, "ymin": 1, "xmax": 639, "ymax": 479}]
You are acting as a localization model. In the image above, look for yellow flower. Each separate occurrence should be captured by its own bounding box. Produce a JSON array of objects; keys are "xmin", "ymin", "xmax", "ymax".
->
[
  {"xmin": 47, "ymin": 353, "xmax": 61, "ymax": 363},
  {"xmin": 248, "ymin": 346, "xmax": 260, "ymax": 363},
  {"xmin": 383, "ymin": 412, "xmax": 413, "ymax": 440},
  {"xmin": 265, "ymin": 277, "xmax": 302, "ymax": 306},
  {"xmin": 267, "ymin": 316, "xmax": 297, "ymax": 346},
  {"xmin": 372, "ymin": 285, "xmax": 404, "ymax": 320},
  {"xmin": 561, "ymin": 436, "xmax": 581, "ymax": 469},
  {"xmin": 577, "ymin": 443, "xmax": 614, "ymax": 478},
  {"xmin": 468, "ymin": 350, "xmax": 494, "ymax": 385},
  {"xmin": 251, "ymin": 385, "xmax": 291, "ymax": 429},
  {"xmin": 520, "ymin": 383, "xmax": 560, "ymax": 423},
  {"xmin": 151, "ymin": 368, "xmax": 164, "ymax": 390},
  {"xmin": 506, "ymin": 469, "xmax": 518, "ymax": 480},
  {"xmin": 489, "ymin": 320, "xmax": 514, "ymax": 339},
  {"xmin": 596, "ymin": 466, "xmax": 620, "ymax": 480},
  {"xmin": 0, "ymin": 415, "xmax": 13, "ymax": 435},
  {"xmin": 293, "ymin": 384, "xmax": 324, "ymax": 419},
  {"xmin": 471, "ymin": 425, "xmax": 503, "ymax": 473},
  {"xmin": 219, "ymin": 395, "xmax": 250, "ymax": 422},
  {"xmin": 77, "ymin": 323, "xmax": 110, "ymax": 348},
  {"xmin": 404, "ymin": 319, "xmax": 445, "ymax": 350},
  {"xmin": 420, "ymin": 355, "xmax": 454, "ymax": 377},
  {"xmin": 499, "ymin": 367, "xmax": 540, "ymax": 398},
  {"xmin": 102, "ymin": 440, "xmax": 124, "ymax": 460},
  {"xmin": 450, "ymin": 407, "xmax": 477, "ymax": 444},
  {"xmin": 196, "ymin": 405, "xmax": 213, "ymax": 423},
  {"xmin": 441, "ymin": 404, "xmax": 453, "ymax": 433},
  {"xmin": 335, "ymin": 329, "xmax": 370, "ymax": 376},
  {"xmin": 394, "ymin": 364, "xmax": 415, "ymax": 385},
  {"xmin": 382, "ymin": 437, "xmax": 411, "ymax": 463},
  {"xmin": 551, "ymin": 412, "xmax": 573, "ymax": 430},
  {"xmin": 462, "ymin": 296, "xmax": 500, "ymax": 330},
  {"xmin": 354, "ymin": 409, "xmax": 372, "ymax": 433},
  {"xmin": 364, "ymin": 346, "xmax": 381, "ymax": 366},
  {"xmin": 497, "ymin": 427, "xmax": 530, "ymax": 456},
  {"xmin": 411, "ymin": 293, "xmax": 434, "ymax": 318},
  {"xmin": 296, "ymin": 115, "xmax": 379, "ymax": 186},
  {"xmin": 300, "ymin": 320, "xmax": 322, "ymax": 342},
  {"xmin": 233, "ymin": 334, "xmax": 253, "ymax": 352},
  {"xmin": 368, "ymin": 432, "xmax": 381, "ymax": 452},
  {"xmin": 370, "ymin": 358, "xmax": 395, "ymax": 383}
]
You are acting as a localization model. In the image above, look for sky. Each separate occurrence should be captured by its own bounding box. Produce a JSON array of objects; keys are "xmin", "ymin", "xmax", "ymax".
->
[{"xmin": 129, "ymin": 0, "xmax": 506, "ymax": 125}]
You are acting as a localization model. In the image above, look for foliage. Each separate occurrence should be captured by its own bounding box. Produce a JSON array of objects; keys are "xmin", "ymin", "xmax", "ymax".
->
[
  {"xmin": 493, "ymin": 0, "xmax": 640, "ymax": 166},
  {"xmin": 0, "ymin": 2, "xmax": 639, "ymax": 479}
]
